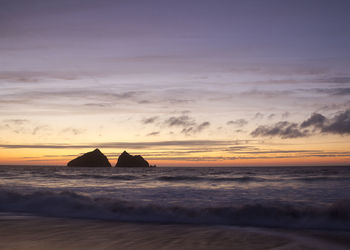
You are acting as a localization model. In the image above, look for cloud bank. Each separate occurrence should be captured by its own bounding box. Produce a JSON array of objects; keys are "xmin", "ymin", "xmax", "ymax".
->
[{"xmin": 251, "ymin": 109, "xmax": 350, "ymax": 138}]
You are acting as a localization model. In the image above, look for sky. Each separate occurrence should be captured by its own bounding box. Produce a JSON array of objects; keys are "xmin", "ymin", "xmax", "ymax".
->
[{"xmin": 1, "ymin": 0, "xmax": 350, "ymax": 166}]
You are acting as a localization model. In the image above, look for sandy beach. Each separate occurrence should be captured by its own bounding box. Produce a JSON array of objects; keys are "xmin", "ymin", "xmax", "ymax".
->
[{"xmin": 0, "ymin": 215, "xmax": 349, "ymax": 250}]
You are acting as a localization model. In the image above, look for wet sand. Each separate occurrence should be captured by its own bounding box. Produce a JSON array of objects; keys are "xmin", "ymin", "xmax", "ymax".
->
[{"xmin": 0, "ymin": 215, "xmax": 349, "ymax": 250}]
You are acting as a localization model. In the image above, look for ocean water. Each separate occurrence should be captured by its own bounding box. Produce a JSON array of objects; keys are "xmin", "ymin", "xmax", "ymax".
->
[{"xmin": 0, "ymin": 165, "xmax": 349, "ymax": 230}]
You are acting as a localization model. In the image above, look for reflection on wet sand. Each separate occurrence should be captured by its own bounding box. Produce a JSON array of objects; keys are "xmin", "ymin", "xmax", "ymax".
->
[{"xmin": 0, "ymin": 215, "xmax": 349, "ymax": 250}]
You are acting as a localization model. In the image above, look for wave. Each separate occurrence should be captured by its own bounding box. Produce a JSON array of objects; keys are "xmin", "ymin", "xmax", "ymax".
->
[
  {"xmin": 0, "ymin": 189, "xmax": 349, "ymax": 230},
  {"xmin": 292, "ymin": 176, "xmax": 350, "ymax": 182},
  {"xmin": 157, "ymin": 175, "xmax": 266, "ymax": 182},
  {"xmin": 213, "ymin": 176, "xmax": 266, "ymax": 182},
  {"xmin": 157, "ymin": 175, "xmax": 203, "ymax": 181},
  {"xmin": 52, "ymin": 173, "xmax": 138, "ymax": 181}
]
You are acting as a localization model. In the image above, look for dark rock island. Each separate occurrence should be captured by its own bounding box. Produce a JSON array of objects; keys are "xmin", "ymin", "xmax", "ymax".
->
[
  {"xmin": 67, "ymin": 149, "xmax": 154, "ymax": 168},
  {"xmin": 115, "ymin": 151, "xmax": 150, "ymax": 168},
  {"xmin": 67, "ymin": 148, "xmax": 111, "ymax": 167}
]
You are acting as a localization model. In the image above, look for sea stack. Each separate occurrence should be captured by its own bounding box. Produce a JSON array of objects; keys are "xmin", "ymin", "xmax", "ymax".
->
[
  {"xmin": 67, "ymin": 149, "xmax": 111, "ymax": 167},
  {"xmin": 115, "ymin": 151, "xmax": 150, "ymax": 168}
]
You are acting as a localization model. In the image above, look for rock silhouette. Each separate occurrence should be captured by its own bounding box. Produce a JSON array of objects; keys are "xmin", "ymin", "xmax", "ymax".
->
[
  {"xmin": 67, "ymin": 149, "xmax": 111, "ymax": 167},
  {"xmin": 116, "ymin": 151, "xmax": 150, "ymax": 168}
]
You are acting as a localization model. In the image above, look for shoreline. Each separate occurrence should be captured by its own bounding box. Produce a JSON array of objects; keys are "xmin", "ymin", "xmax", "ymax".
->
[{"xmin": 0, "ymin": 214, "xmax": 349, "ymax": 250}]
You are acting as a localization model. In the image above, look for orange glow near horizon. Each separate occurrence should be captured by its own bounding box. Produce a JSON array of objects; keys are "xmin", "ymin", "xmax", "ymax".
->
[
  {"xmin": 1, "ymin": 147, "xmax": 349, "ymax": 167},
  {"xmin": 1, "ymin": 133, "xmax": 350, "ymax": 167}
]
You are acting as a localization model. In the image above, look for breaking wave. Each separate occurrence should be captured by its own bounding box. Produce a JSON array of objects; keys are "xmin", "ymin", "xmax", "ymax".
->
[{"xmin": 0, "ymin": 189, "xmax": 349, "ymax": 230}]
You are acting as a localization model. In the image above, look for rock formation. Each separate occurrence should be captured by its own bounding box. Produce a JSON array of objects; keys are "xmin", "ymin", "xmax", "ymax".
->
[
  {"xmin": 67, "ymin": 149, "xmax": 111, "ymax": 167},
  {"xmin": 115, "ymin": 151, "xmax": 150, "ymax": 168}
]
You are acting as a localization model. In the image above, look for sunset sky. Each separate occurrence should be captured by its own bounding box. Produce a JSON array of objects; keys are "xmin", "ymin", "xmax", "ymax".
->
[{"xmin": 1, "ymin": 0, "xmax": 350, "ymax": 166}]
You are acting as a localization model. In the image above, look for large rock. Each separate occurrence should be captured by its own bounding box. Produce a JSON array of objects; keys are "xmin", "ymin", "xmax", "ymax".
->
[
  {"xmin": 67, "ymin": 149, "xmax": 111, "ymax": 167},
  {"xmin": 115, "ymin": 151, "xmax": 150, "ymax": 168}
]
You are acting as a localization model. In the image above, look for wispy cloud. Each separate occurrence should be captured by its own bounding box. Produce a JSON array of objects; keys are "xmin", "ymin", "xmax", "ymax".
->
[
  {"xmin": 0, "ymin": 139, "xmax": 255, "ymax": 149},
  {"xmin": 164, "ymin": 115, "xmax": 195, "ymax": 127},
  {"xmin": 267, "ymin": 114, "xmax": 276, "ymax": 120},
  {"xmin": 0, "ymin": 88, "xmax": 143, "ymax": 102},
  {"xmin": 61, "ymin": 127, "xmax": 85, "ymax": 135},
  {"xmin": 0, "ymin": 88, "xmax": 147, "ymax": 116},
  {"xmin": 0, "ymin": 71, "xmax": 80, "ymax": 83},
  {"xmin": 163, "ymin": 115, "xmax": 210, "ymax": 135},
  {"xmin": 312, "ymin": 88, "xmax": 350, "ymax": 96},
  {"xmin": 181, "ymin": 121, "xmax": 210, "ymax": 135},
  {"xmin": 254, "ymin": 112, "xmax": 264, "ymax": 119},
  {"xmin": 32, "ymin": 125, "xmax": 51, "ymax": 135},
  {"xmin": 281, "ymin": 112, "xmax": 290, "ymax": 119},
  {"xmin": 146, "ymin": 131, "xmax": 160, "ymax": 136},
  {"xmin": 318, "ymin": 76, "xmax": 350, "ymax": 84},
  {"xmin": 3, "ymin": 119, "xmax": 29, "ymax": 125},
  {"xmin": 0, "ymin": 119, "xmax": 31, "ymax": 134},
  {"xmin": 227, "ymin": 119, "xmax": 248, "ymax": 127},
  {"xmin": 142, "ymin": 116, "xmax": 159, "ymax": 124}
]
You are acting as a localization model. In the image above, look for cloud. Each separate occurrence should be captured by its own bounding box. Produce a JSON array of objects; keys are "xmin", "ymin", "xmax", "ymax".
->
[
  {"xmin": 234, "ymin": 149, "xmax": 322, "ymax": 154},
  {"xmin": 321, "ymin": 109, "xmax": 350, "ymax": 134},
  {"xmin": 181, "ymin": 122, "xmax": 210, "ymax": 135},
  {"xmin": 238, "ymin": 89, "xmax": 296, "ymax": 101},
  {"xmin": 317, "ymin": 100, "xmax": 350, "ymax": 112},
  {"xmin": 112, "ymin": 91, "xmax": 140, "ymax": 99},
  {"xmin": 32, "ymin": 125, "xmax": 51, "ymax": 135},
  {"xmin": 319, "ymin": 77, "xmax": 350, "ymax": 84},
  {"xmin": 313, "ymin": 88, "xmax": 350, "ymax": 96},
  {"xmin": 164, "ymin": 115, "xmax": 195, "ymax": 127},
  {"xmin": 300, "ymin": 113, "xmax": 326, "ymax": 128},
  {"xmin": 61, "ymin": 127, "xmax": 85, "ymax": 135},
  {"xmin": 251, "ymin": 109, "xmax": 350, "ymax": 138},
  {"xmin": 299, "ymin": 110, "xmax": 350, "ymax": 135},
  {"xmin": 84, "ymin": 103, "xmax": 108, "ymax": 107},
  {"xmin": 168, "ymin": 99, "xmax": 194, "ymax": 104},
  {"xmin": 0, "ymin": 88, "xmax": 147, "ymax": 116},
  {"xmin": 0, "ymin": 119, "xmax": 31, "ymax": 134},
  {"xmin": 3, "ymin": 119, "xmax": 29, "ymax": 125},
  {"xmin": 281, "ymin": 112, "xmax": 290, "ymax": 119},
  {"xmin": 163, "ymin": 115, "xmax": 210, "ymax": 135},
  {"xmin": 254, "ymin": 112, "xmax": 264, "ymax": 119},
  {"xmin": 142, "ymin": 116, "xmax": 159, "ymax": 124},
  {"xmin": 223, "ymin": 146, "xmax": 259, "ymax": 152},
  {"xmin": 138, "ymin": 100, "xmax": 152, "ymax": 104},
  {"xmin": 0, "ymin": 139, "xmax": 255, "ymax": 149},
  {"xmin": 197, "ymin": 122, "xmax": 210, "ymax": 131},
  {"xmin": 0, "ymin": 89, "xmax": 143, "ymax": 103},
  {"xmin": 0, "ymin": 71, "xmax": 79, "ymax": 83},
  {"xmin": 267, "ymin": 114, "xmax": 276, "ymax": 120},
  {"xmin": 251, "ymin": 121, "xmax": 308, "ymax": 139},
  {"xmin": 146, "ymin": 131, "xmax": 160, "ymax": 136},
  {"xmin": 329, "ymin": 88, "xmax": 350, "ymax": 96},
  {"xmin": 227, "ymin": 119, "xmax": 248, "ymax": 127}
]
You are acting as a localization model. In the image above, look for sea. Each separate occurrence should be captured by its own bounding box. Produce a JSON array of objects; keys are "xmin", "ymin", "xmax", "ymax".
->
[{"xmin": 0, "ymin": 165, "xmax": 349, "ymax": 231}]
